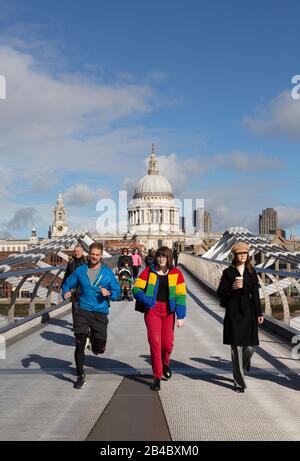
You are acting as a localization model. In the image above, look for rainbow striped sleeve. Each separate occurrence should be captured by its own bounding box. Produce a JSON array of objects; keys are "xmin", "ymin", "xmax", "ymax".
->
[
  {"xmin": 132, "ymin": 267, "xmax": 149, "ymax": 299},
  {"xmin": 175, "ymin": 271, "xmax": 186, "ymax": 318}
]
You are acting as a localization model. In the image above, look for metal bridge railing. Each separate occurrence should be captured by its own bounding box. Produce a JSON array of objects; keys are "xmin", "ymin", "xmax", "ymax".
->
[
  {"xmin": 179, "ymin": 253, "xmax": 300, "ymax": 326},
  {"xmin": 0, "ymin": 255, "xmax": 119, "ymax": 325}
]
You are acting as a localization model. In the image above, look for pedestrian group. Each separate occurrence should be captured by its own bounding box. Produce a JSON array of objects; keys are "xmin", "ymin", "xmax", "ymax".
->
[{"xmin": 62, "ymin": 241, "xmax": 263, "ymax": 392}]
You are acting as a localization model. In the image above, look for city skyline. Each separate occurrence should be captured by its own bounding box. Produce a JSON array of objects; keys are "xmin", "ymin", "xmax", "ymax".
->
[
  {"xmin": 1, "ymin": 191, "xmax": 295, "ymax": 241},
  {"xmin": 0, "ymin": 0, "xmax": 300, "ymax": 238}
]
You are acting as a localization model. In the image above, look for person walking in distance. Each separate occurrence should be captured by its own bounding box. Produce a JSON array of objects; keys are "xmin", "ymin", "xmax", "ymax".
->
[
  {"xmin": 172, "ymin": 246, "xmax": 180, "ymax": 267},
  {"xmin": 133, "ymin": 246, "xmax": 186, "ymax": 391},
  {"xmin": 62, "ymin": 243, "xmax": 120, "ymax": 389},
  {"xmin": 61, "ymin": 244, "xmax": 86, "ymax": 329},
  {"xmin": 117, "ymin": 248, "xmax": 133, "ymax": 271},
  {"xmin": 217, "ymin": 242, "xmax": 264, "ymax": 393},
  {"xmin": 145, "ymin": 249, "xmax": 155, "ymax": 267},
  {"xmin": 132, "ymin": 248, "xmax": 142, "ymax": 281},
  {"xmin": 118, "ymin": 260, "xmax": 134, "ymax": 301}
]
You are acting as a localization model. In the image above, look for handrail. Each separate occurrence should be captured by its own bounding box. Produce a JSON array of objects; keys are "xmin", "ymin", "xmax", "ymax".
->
[
  {"xmin": 0, "ymin": 255, "xmax": 119, "ymax": 280},
  {"xmin": 0, "ymin": 265, "xmax": 67, "ymax": 280},
  {"xmin": 0, "ymin": 255, "xmax": 119, "ymax": 324},
  {"xmin": 199, "ymin": 255, "xmax": 300, "ymax": 279},
  {"xmin": 179, "ymin": 253, "xmax": 300, "ymax": 325}
]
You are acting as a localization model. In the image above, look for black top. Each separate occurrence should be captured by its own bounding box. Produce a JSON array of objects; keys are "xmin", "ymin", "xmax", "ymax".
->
[
  {"xmin": 156, "ymin": 274, "xmax": 169, "ymax": 302},
  {"xmin": 62, "ymin": 255, "xmax": 86, "ymax": 298},
  {"xmin": 145, "ymin": 255, "xmax": 155, "ymax": 266},
  {"xmin": 62, "ymin": 255, "xmax": 86, "ymax": 284},
  {"xmin": 117, "ymin": 254, "xmax": 133, "ymax": 270}
]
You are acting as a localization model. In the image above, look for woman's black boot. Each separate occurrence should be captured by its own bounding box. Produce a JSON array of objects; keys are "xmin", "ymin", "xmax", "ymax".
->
[
  {"xmin": 163, "ymin": 365, "xmax": 172, "ymax": 380},
  {"xmin": 150, "ymin": 378, "xmax": 161, "ymax": 391},
  {"xmin": 234, "ymin": 383, "xmax": 245, "ymax": 393}
]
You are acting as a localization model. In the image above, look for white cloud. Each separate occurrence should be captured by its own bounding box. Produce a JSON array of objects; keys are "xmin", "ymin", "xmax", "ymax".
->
[
  {"xmin": 121, "ymin": 152, "xmax": 204, "ymax": 209},
  {"xmin": 0, "ymin": 42, "xmax": 178, "ymax": 214},
  {"xmin": 276, "ymin": 206, "xmax": 300, "ymax": 229},
  {"xmin": 200, "ymin": 177, "xmax": 285, "ymax": 234},
  {"xmin": 212, "ymin": 151, "xmax": 282, "ymax": 171},
  {"xmin": 122, "ymin": 178, "xmax": 137, "ymax": 202},
  {"xmin": 0, "ymin": 40, "xmax": 295, "ymax": 238},
  {"xmin": 0, "ymin": 166, "xmax": 14, "ymax": 198},
  {"xmin": 0, "ymin": 226, "xmax": 13, "ymax": 239},
  {"xmin": 143, "ymin": 153, "xmax": 202, "ymax": 195},
  {"xmin": 63, "ymin": 184, "xmax": 110, "ymax": 206},
  {"xmin": 0, "ymin": 45, "xmax": 158, "ymax": 168},
  {"xmin": 7, "ymin": 207, "xmax": 38, "ymax": 230},
  {"xmin": 21, "ymin": 168, "xmax": 59, "ymax": 192},
  {"xmin": 0, "ymin": 185, "xmax": 9, "ymax": 199},
  {"xmin": 0, "ymin": 206, "xmax": 39, "ymax": 236},
  {"xmin": 244, "ymin": 90, "xmax": 300, "ymax": 140}
]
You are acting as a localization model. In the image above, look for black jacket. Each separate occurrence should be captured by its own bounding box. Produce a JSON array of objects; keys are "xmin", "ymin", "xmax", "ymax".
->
[
  {"xmin": 217, "ymin": 265, "xmax": 262, "ymax": 346},
  {"xmin": 62, "ymin": 255, "xmax": 86, "ymax": 297},
  {"xmin": 145, "ymin": 255, "xmax": 155, "ymax": 267},
  {"xmin": 117, "ymin": 255, "xmax": 133, "ymax": 270}
]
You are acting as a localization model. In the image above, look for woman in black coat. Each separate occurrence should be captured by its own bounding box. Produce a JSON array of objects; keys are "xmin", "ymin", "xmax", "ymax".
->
[
  {"xmin": 117, "ymin": 248, "xmax": 133, "ymax": 271},
  {"xmin": 217, "ymin": 242, "xmax": 264, "ymax": 392}
]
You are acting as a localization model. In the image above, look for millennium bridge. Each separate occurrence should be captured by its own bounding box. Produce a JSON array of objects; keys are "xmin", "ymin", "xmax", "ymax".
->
[{"xmin": 0, "ymin": 228, "xmax": 300, "ymax": 441}]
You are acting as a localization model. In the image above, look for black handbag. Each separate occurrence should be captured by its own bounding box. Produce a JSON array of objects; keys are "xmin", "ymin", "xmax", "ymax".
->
[
  {"xmin": 135, "ymin": 298, "xmax": 145, "ymax": 313},
  {"xmin": 134, "ymin": 269, "xmax": 152, "ymax": 313}
]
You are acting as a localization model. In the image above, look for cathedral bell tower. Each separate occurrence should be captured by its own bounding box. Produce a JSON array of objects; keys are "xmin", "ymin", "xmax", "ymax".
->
[{"xmin": 51, "ymin": 193, "xmax": 68, "ymax": 238}]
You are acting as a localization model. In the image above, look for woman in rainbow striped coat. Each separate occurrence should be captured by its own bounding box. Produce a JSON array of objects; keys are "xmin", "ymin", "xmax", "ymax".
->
[{"xmin": 133, "ymin": 246, "xmax": 187, "ymax": 391}]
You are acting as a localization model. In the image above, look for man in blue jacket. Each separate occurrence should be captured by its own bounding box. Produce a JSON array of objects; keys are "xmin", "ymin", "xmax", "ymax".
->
[{"xmin": 62, "ymin": 242, "xmax": 120, "ymax": 389}]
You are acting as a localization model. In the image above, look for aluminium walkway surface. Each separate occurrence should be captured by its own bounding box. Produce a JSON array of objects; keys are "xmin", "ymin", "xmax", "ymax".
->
[{"xmin": 0, "ymin": 269, "xmax": 300, "ymax": 441}]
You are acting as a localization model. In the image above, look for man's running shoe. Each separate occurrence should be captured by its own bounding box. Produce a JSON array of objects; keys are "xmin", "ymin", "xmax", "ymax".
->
[
  {"xmin": 90, "ymin": 337, "xmax": 106, "ymax": 356},
  {"xmin": 74, "ymin": 373, "xmax": 86, "ymax": 389}
]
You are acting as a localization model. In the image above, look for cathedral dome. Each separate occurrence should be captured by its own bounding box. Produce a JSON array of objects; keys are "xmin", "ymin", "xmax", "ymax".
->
[
  {"xmin": 134, "ymin": 174, "xmax": 173, "ymax": 198},
  {"xmin": 133, "ymin": 145, "xmax": 174, "ymax": 199}
]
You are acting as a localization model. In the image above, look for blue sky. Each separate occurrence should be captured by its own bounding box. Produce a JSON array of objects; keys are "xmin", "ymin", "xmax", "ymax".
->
[{"xmin": 0, "ymin": 0, "xmax": 300, "ymax": 238}]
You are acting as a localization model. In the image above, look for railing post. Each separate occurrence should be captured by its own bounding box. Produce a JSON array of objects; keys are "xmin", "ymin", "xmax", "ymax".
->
[
  {"xmin": 7, "ymin": 274, "xmax": 31, "ymax": 324},
  {"xmin": 261, "ymin": 253, "xmax": 266, "ymax": 285},
  {"xmin": 180, "ymin": 253, "xmax": 299, "ymax": 327},
  {"xmin": 287, "ymin": 263, "xmax": 292, "ymax": 298},
  {"xmin": 45, "ymin": 269, "xmax": 63, "ymax": 310},
  {"xmin": 257, "ymin": 273, "xmax": 272, "ymax": 317},
  {"xmin": 29, "ymin": 272, "xmax": 49, "ymax": 316}
]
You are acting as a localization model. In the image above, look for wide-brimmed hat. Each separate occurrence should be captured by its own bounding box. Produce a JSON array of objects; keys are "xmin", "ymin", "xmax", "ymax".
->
[{"xmin": 232, "ymin": 242, "xmax": 250, "ymax": 254}]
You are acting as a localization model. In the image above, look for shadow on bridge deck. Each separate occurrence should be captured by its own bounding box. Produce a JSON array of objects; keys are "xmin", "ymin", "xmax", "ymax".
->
[{"xmin": 0, "ymin": 268, "xmax": 299, "ymax": 441}]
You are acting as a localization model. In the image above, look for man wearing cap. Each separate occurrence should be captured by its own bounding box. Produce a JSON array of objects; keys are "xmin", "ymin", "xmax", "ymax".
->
[{"xmin": 217, "ymin": 242, "xmax": 264, "ymax": 393}]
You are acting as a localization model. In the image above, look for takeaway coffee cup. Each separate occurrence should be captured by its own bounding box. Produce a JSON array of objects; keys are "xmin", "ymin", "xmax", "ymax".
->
[{"xmin": 235, "ymin": 276, "xmax": 243, "ymax": 288}]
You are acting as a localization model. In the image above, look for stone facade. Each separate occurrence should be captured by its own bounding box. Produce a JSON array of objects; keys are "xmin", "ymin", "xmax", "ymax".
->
[{"xmin": 127, "ymin": 144, "xmax": 203, "ymax": 250}]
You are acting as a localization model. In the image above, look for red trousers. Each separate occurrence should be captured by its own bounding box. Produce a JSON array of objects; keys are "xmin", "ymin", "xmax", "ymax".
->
[{"xmin": 144, "ymin": 301, "xmax": 175, "ymax": 379}]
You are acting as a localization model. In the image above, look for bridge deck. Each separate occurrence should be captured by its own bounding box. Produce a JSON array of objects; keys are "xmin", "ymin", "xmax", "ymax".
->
[{"xmin": 0, "ymin": 269, "xmax": 300, "ymax": 441}]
